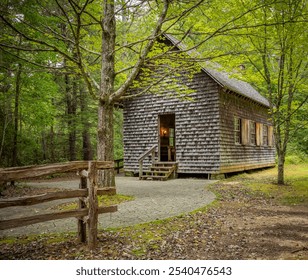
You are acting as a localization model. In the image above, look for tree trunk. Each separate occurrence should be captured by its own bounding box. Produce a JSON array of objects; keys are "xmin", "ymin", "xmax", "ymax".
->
[
  {"xmin": 12, "ymin": 62, "xmax": 22, "ymax": 167},
  {"xmin": 65, "ymin": 74, "xmax": 77, "ymax": 161},
  {"xmin": 50, "ymin": 124, "xmax": 55, "ymax": 162},
  {"xmin": 80, "ymin": 84, "xmax": 93, "ymax": 160},
  {"xmin": 97, "ymin": 0, "xmax": 116, "ymax": 187},
  {"xmin": 41, "ymin": 131, "xmax": 47, "ymax": 161},
  {"xmin": 0, "ymin": 106, "xmax": 10, "ymax": 165},
  {"xmin": 277, "ymin": 151, "xmax": 285, "ymax": 185},
  {"xmin": 97, "ymin": 101, "xmax": 115, "ymax": 187}
]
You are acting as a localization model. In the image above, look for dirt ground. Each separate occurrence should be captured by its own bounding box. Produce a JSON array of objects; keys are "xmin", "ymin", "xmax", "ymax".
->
[{"xmin": 0, "ymin": 180, "xmax": 307, "ymax": 260}]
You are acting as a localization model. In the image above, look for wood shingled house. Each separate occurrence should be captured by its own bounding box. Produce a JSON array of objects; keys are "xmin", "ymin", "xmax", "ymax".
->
[{"xmin": 123, "ymin": 34, "xmax": 275, "ymax": 180}]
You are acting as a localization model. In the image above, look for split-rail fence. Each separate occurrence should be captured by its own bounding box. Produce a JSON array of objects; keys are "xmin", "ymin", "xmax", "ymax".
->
[{"xmin": 0, "ymin": 161, "xmax": 117, "ymax": 249}]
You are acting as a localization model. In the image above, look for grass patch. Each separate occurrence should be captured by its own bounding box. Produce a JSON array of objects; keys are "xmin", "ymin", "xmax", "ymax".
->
[
  {"xmin": 0, "ymin": 232, "xmax": 74, "ymax": 246},
  {"xmin": 107, "ymin": 215, "xmax": 185, "ymax": 257},
  {"xmin": 98, "ymin": 194, "xmax": 134, "ymax": 206},
  {"xmin": 227, "ymin": 164, "xmax": 308, "ymax": 206},
  {"xmin": 56, "ymin": 194, "xmax": 134, "ymax": 211},
  {"xmin": 0, "ymin": 237, "xmax": 17, "ymax": 245}
]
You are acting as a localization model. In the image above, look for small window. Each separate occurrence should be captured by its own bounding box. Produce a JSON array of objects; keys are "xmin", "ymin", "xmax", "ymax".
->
[
  {"xmin": 234, "ymin": 117, "xmax": 241, "ymax": 144},
  {"xmin": 263, "ymin": 124, "xmax": 268, "ymax": 146},
  {"xmin": 250, "ymin": 121, "xmax": 256, "ymax": 145}
]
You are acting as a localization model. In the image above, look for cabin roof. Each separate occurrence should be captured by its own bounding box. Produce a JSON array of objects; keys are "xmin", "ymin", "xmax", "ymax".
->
[{"xmin": 163, "ymin": 33, "xmax": 270, "ymax": 107}]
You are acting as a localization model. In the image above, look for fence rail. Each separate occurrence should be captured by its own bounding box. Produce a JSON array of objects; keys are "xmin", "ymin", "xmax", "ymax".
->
[
  {"xmin": 0, "ymin": 160, "xmax": 114, "ymax": 184},
  {"xmin": 0, "ymin": 161, "xmax": 117, "ymax": 250},
  {"xmin": 114, "ymin": 158, "xmax": 123, "ymax": 174}
]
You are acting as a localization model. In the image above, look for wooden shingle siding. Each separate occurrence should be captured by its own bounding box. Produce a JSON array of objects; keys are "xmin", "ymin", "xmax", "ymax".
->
[
  {"xmin": 218, "ymin": 89, "xmax": 275, "ymax": 173},
  {"xmin": 123, "ymin": 72, "xmax": 221, "ymax": 174}
]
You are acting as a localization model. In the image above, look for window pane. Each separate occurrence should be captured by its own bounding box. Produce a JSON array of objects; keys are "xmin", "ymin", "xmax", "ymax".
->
[
  {"xmin": 234, "ymin": 117, "xmax": 241, "ymax": 144},
  {"xmin": 250, "ymin": 121, "xmax": 256, "ymax": 145}
]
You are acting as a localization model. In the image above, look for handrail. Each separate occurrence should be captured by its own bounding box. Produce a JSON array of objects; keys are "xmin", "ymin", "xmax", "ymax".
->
[{"xmin": 138, "ymin": 144, "xmax": 157, "ymax": 178}]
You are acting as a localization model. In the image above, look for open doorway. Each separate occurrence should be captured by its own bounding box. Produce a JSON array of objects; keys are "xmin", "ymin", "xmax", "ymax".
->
[{"xmin": 158, "ymin": 114, "xmax": 175, "ymax": 161}]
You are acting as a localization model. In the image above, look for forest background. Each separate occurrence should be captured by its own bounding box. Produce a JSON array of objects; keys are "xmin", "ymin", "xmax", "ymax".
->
[{"xmin": 0, "ymin": 0, "xmax": 307, "ymax": 181}]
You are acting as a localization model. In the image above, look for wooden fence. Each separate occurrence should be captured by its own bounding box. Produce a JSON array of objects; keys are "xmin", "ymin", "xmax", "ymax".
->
[
  {"xmin": 0, "ymin": 161, "xmax": 117, "ymax": 250},
  {"xmin": 114, "ymin": 158, "xmax": 124, "ymax": 174}
]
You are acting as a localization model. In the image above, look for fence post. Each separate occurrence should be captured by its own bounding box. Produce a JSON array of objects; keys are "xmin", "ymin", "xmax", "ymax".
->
[
  {"xmin": 78, "ymin": 170, "xmax": 87, "ymax": 243},
  {"xmin": 87, "ymin": 161, "xmax": 98, "ymax": 250}
]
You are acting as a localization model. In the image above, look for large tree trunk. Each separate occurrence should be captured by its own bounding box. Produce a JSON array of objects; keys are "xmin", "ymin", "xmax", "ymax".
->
[
  {"xmin": 97, "ymin": 0, "xmax": 116, "ymax": 187},
  {"xmin": 97, "ymin": 101, "xmax": 115, "ymax": 187}
]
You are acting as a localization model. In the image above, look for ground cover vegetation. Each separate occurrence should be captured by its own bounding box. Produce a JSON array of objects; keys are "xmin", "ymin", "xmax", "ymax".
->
[{"xmin": 0, "ymin": 163, "xmax": 307, "ymax": 260}]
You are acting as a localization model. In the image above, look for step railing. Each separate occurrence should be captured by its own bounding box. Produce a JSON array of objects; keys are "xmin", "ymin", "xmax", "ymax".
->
[{"xmin": 138, "ymin": 144, "xmax": 157, "ymax": 179}]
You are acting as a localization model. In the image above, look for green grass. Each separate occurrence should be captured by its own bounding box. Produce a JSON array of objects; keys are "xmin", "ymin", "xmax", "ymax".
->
[
  {"xmin": 98, "ymin": 194, "xmax": 134, "ymax": 206},
  {"xmin": 56, "ymin": 194, "xmax": 134, "ymax": 211},
  {"xmin": 229, "ymin": 163, "xmax": 308, "ymax": 206},
  {"xmin": 0, "ymin": 232, "xmax": 74, "ymax": 245}
]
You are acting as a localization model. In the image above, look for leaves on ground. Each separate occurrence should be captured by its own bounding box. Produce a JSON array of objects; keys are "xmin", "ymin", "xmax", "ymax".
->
[{"xmin": 1, "ymin": 178, "xmax": 307, "ymax": 260}]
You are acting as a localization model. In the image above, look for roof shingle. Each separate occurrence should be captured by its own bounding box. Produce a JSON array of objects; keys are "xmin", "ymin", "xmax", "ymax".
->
[{"xmin": 163, "ymin": 33, "xmax": 270, "ymax": 107}]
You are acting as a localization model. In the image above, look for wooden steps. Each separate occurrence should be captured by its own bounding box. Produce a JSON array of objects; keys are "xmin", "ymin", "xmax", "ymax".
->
[{"xmin": 140, "ymin": 162, "xmax": 177, "ymax": 181}]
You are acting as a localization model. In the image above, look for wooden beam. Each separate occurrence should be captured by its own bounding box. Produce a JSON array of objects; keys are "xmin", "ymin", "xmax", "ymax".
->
[
  {"xmin": 0, "ymin": 205, "xmax": 117, "ymax": 231},
  {"xmin": 78, "ymin": 174, "xmax": 87, "ymax": 243},
  {"xmin": 0, "ymin": 187, "xmax": 116, "ymax": 209},
  {"xmin": 219, "ymin": 162, "xmax": 275, "ymax": 173},
  {"xmin": 87, "ymin": 161, "xmax": 98, "ymax": 250},
  {"xmin": 98, "ymin": 205, "xmax": 117, "ymax": 215}
]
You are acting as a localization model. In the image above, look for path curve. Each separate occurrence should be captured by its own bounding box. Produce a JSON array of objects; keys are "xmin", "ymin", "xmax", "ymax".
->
[{"xmin": 0, "ymin": 177, "xmax": 216, "ymax": 237}]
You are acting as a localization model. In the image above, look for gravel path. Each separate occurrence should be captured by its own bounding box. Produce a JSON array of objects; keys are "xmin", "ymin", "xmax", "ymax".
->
[{"xmin": 0, "ymin": 177, "xmax": 215, "ymax": 237}]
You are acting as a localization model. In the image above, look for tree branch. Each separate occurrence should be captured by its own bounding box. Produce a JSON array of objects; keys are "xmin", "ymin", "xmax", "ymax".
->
[
  {"xmin": 0, "ymin": 14, "xmax": 77, "ymax": 64},
  {"xmin": 109, "ymin": 0, "xmax": 170, "ymax": 102}
]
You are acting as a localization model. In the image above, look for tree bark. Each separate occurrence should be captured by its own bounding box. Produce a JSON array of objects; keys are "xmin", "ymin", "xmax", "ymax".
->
[
  {"xmin": 80, "ymin": 84, "xmax": 93, "ymax": 160},
  {"xmin": 97, "ymin": 101, "xmax": 115, "ymax": 187},
  {"xmin": 97, "ymin": 0, "xmax": 116, "ymax": 187},
  {"xmin": 12, "ymin": 62, "xmax": 22, "ymax": 168},
  {"xmin": 50, "ymin": 124, "xmax": 55, "ymax": 162},
  {"xmin": 277, "ymin": 152, "xmax": 285, "ymax": 185},
  {"xmin": 65, "ymin": 74, "xmax": 77, "ymax": 161}
]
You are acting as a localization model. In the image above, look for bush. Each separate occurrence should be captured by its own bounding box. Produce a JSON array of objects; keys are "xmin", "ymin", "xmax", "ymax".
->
[{"xmin": 285, "ymin": 154, "xmax": 306, "ymax": 165}]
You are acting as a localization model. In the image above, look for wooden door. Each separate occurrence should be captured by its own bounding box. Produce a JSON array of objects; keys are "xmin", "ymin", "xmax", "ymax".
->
[{"xmin": 158, "ymin": 114, "xmax": 176, "ymax": 161}]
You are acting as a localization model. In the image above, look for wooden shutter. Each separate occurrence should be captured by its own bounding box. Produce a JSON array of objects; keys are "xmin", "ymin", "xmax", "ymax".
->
[
  {"xmin": 241, "ymin": 119, "xmax": 249, "ymax": 145},
  {"xmin": 268, "ymin": 126, "xmax": 274, "ymax": 147},
  {"xmin": 256, "ymin": 123, "xmax": 263, "ymax": 146}
]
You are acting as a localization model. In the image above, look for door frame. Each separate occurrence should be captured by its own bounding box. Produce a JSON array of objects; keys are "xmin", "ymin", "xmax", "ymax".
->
[{"xmin": 158, "ymin": 113, "xmax": 176, "ymax": 162}]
